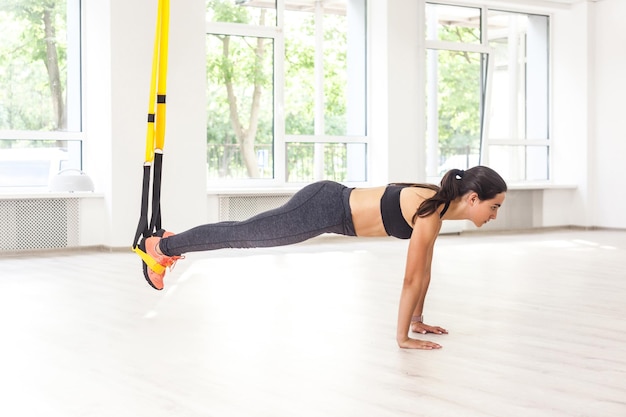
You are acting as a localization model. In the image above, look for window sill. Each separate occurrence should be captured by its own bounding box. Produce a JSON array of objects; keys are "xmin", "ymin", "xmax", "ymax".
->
[
  {"xmin": 506, "ymin": 183, "xmax": 577, "ymax": 191},
  {"xmin": 0, "ymin": 191, "xmax": 104, "ymax": 200},
  {"xmin": 207, "ymin": 182, "xmax": 578, "ymax": 196}
]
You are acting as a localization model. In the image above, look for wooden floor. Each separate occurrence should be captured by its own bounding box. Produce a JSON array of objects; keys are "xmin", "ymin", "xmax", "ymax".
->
[{"xmin": 1, "ymin": 228, "xmax": 625, "ymax": 417}]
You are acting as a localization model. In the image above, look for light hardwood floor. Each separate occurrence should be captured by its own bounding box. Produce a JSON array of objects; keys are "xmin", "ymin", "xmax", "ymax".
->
[{"xmin": 1, "ymin": 228, "xmax": 625, "ymax": 417}]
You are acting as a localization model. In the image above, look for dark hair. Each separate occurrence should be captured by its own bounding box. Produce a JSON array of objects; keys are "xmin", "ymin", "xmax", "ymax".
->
[{"xmin": 413, "ymin": 166, "xmax": 507, "ymax": 223}]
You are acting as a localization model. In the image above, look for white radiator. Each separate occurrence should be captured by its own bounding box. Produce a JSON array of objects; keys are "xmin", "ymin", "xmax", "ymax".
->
[
  {"xmin": 0, "ymin": 198, "xmax": 80, "ymax": 251},
  {"xmin": 218, "ymin": 194, "xmax": 294, "ymax": 221}
]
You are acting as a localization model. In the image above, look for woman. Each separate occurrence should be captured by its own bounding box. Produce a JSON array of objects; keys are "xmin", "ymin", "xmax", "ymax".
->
[{"xmin": 139, "ymin": 165, "xmax": 507, "ymax": 349}]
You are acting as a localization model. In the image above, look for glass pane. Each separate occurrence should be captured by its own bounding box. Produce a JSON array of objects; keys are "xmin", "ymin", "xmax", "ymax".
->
[
  {"xmin": 284, "ymin": 0, "xmax": 367, "ymax": 136},
  {"xmin": 206, "ymin": 34, "xmax": 274, "ymax": 180},
  {"xmin": 425, "ymin": 3, "xmax": 481, "ymax": 44},
  {"xmin": 0, "ymin": 0, "xmax": 80, "ymax": 132},
  {"xmin": 286, "ymin": 142, "xmax": 366, "ymax": 182},
  {"xmin": 0, "ymin": 140, "xmax": 81, "ymax": 188},
  {"xmin": 425, "ymin": 49, "xmax": 484, "ymax": 176},
  {"xmin": 487, "ymin": 145, "xmax": 548, "ymax": 181},
  {"xmin": 487, "ymin": 10, "xmax": 549, "ymax": 140},
  {"xmin": 207, "ymin": 0, "xmax": 277, "ymax": 26}
]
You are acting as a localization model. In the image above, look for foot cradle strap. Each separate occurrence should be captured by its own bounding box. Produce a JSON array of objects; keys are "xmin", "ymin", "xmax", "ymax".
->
[{"xmin": 133, "ymin": 247, "xmax": 166, "ymax": 274}]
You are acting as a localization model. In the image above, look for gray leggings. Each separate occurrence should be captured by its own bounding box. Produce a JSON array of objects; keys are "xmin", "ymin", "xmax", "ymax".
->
[{"xmin": 160, "ymin": 180, "xmax": 356, "ymax": 256}]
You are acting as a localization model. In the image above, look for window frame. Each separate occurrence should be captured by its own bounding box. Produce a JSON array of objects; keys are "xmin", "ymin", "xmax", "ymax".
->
[
  {"xmin": 421, "ymin": 1, "xmax": 552, "ymax": 183},
  {"xmin": 0, "ymin": 0, "xmax": 84, "ymax": 191},
  {"xmin": 205, "ymin": 0, "xmax": 369, "ymax": 187},
  {"xmin": 484, "ymin": 9, "xmax": 551, "ymax": 182}
]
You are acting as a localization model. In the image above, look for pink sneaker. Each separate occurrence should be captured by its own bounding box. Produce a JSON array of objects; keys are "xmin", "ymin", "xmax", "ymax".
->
[{"xmin": 138, "ymin": 230, "xmax": 184, "ymax": 290}]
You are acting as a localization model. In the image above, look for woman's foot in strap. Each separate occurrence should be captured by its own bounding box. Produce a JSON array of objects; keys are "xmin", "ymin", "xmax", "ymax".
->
[{"xmin": 139, "ymin": 230, "xmax": 184, "ymax": 290}]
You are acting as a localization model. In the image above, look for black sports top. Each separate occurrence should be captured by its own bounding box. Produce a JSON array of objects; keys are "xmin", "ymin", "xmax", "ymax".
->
[{"xmin": 380, "ymin": 185, "xmax": 449, "ymax": 239}]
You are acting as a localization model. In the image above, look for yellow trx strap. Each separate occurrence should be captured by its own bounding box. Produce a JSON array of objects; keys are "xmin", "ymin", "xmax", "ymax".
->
[
  {"xmin": 133, "ymin": 0, "xmax": 170, "ymax": 261},
  {"xmin": 146, "ymin": 0, "xmax": 170, "ymax": 162}
]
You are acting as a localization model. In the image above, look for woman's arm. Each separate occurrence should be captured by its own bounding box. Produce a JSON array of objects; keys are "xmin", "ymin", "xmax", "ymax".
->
[
  {"xmin": 396, "ymin": 215, "xmax": 443, "ymax": 349},
  {"xmin": 410, "ymin": 265, "xmax": 448, "ymax": 335}
]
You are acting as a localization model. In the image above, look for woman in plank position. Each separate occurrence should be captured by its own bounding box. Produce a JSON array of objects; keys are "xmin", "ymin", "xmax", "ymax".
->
[{"xmin": 139, "ymin": 165, "xmax": 507, "ymax": 349}]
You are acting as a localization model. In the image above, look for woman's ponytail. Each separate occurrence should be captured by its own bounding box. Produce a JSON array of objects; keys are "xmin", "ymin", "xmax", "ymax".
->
[{"xmin": 413, "ymin": 166, "xmax": 507, "ymax": 223}]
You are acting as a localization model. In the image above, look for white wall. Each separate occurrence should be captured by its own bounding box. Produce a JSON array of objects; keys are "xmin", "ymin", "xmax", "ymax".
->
[
  {"xmin": 368, "ymin": 0, "xmax": 389, "ymax": 185},
  {"xmin": 83, "ymin": 0, "xmax": 207, "ymax": 249},
  {"xmin": 369, "ymin": 0, "xmax": 425, "ymax": 185},
  {"xmin": 484, "ymin": 0, "xmax": 626, "ymax": 231},
  {"xmin": 371, "ymin": 0, "xmax": 598, "ymax": 230},
  {"xmin": 500, "ymin": 0, "xmax": 626, "ymax": 231},
  {"xmin": 75, "ymin": 0, "xmax": 626, "ymax": 251},
  {"xmin": 547, "ymin": 0, "xmax": 626, "ymax": 230},
  {"xmin": 590, "ymin": 0, "xmax": 626, "ymax": 228},
  {"xmin": 548, "ymin": 1, "xmax": 592, "ymax": 227},
  {"xmin": 82, "ymin": 0, "xmax": 112, "ymax": 246}
]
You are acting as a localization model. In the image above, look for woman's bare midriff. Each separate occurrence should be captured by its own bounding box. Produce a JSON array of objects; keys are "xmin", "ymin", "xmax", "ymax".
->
[
  {"xmin": 349, "ymin": 186, "xmax": 438, "ymax": 237},
  {"xmin": 349, "ymin": 187, "xmax": 387, "ymax": 236}
]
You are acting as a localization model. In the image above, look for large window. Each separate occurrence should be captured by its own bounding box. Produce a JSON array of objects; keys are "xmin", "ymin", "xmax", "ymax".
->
[
  {"xmin": 0, "ymin": 0, "xmax": 82, "ymax": 189},
  {"xmin": 424, "ymin": 2, "xmax": 550, "ymax": 182},
  {"xmin": 486, "ymin": 10, "xmax": 550, "ymax": 181},
  {"xmin": 424, "ymin": 4, "xmax": 487, "ymax": 178},
  {"xmin": 206, "ymin": 0, "xmax": 367, "ymax": 184}
]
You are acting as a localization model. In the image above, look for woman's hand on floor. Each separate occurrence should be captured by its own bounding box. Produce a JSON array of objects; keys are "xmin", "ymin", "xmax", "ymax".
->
[
  {"xmin": 411, "ymin": 322, "xmax": 448, "ymax": 335},
  {"xmin": 397, "ymin": 336, "xmax": 442, "ymax": 350}
]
